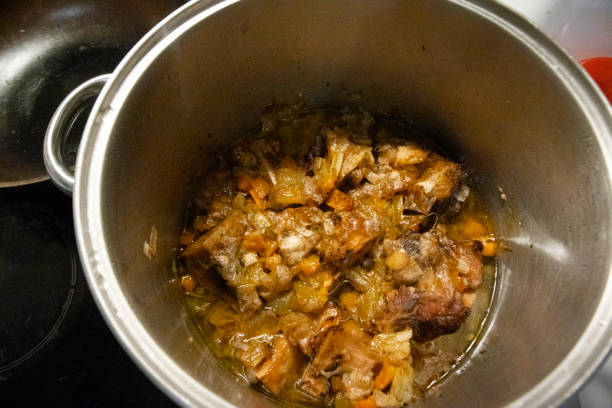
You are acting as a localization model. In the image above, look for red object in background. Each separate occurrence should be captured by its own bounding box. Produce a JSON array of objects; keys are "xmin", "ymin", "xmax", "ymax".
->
[{"xmin": 581, "ymin": 57, "xmax": 612, "ymax": 104}]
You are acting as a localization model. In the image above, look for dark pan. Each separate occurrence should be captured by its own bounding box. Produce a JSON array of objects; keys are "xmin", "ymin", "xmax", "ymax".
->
[{"xmin": 0, "ymin": 0, "xmax": 184, "ymax": 187}]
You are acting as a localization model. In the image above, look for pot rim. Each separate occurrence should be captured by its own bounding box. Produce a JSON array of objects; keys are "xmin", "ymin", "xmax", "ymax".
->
[{"xmin": 73, "ymin": 0, "xmax": 612, "ymax": 407}]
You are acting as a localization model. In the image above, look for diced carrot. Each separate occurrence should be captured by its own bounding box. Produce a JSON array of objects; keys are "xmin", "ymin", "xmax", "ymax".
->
[
  {"xmin": 481, "ymin": 238, "xmax": 497, "ymax": 257},
  {"xmin": 248, "ymin": 177, "xmax": 270, "ymax": 209},
  {"xmin": 249, "ymin": 189, "xmax": 266, "ymax": 209},
  {"xmin": 237, "ymin": 174, "xmax": 253, "ymax": 192},
  {"xmin": 298, "ymin": 254, "xmax": 320, "ymax": 276},
  {"xmin": 242, "ymin": 233, "xmax": 266, "ymax": 253},
  {"xmin": 264, "ymin": 254, "xmax": 282, "ymax": 272},
  {"xmin": 353, "ymin": 396, "xmax": 377, "ymax": 408},
  {"xmin": 374, "ymin": 362, "xmax": 397, "ymax": 391},
  {"xmin": 264, "ymin": 239, "xmax": 278, "ymax": 257},
  {"xmin": 326, "ymin": 189, "xmax": 353, "ymax": 211},
  {"xmin": 251, "ymin": 177, "xmax": 271, "ymax": 197},
  {"xmin": 179, "ymin": 232, "xmax": 195, "ymax": 246},
  {"xmin": 181, "ymin": 275, "xmax": 197, "ymax": 292},
  {"xmin": 462, "ymin": 219, "xmax": 486, "ymax": 238},
  {"xmin": 244, "ymin": 234, "xmax": 276, "ymax": 257}
]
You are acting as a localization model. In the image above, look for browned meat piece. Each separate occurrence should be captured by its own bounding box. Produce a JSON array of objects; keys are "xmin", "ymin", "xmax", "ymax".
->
[
  {"xmin": 280, "ymin": 303, "xmax": 340, "ymax": 355},
  {"xmin": 415, "ymin": 292, "xmax": 468, "ymax": 341},
  {"xmin": 236, "ymin": 284, "xmax": 262, "ymax": 314},
  {"xmin": 340, "ymin": 329, "xmax": 381, "ymax": 372},
  {"xmin": 416, "ymin": 291, "xmax": 454, "ymax": 321},
  {"xmin": 300, "ymin": 327, "xmax": 343, "ymax": 396},
  {"xmin": 378, "ymin": 224, "xmax": 481, "ymax": 337},
  {"xmin": 256, "ymin": 336, "xmax": 300, "ymax": 395},
  {"xmin": 380, "ymin": 284, "xmax": 469, "ymax": 341},
  {"xmin": 300, "ymin": 329, "xmax": 344, "ymax": 397},
  {"xmin": 182, "ymin": 210, "xmax": 247, "ymax": 286},
  {"xmin": 279, "ymin": 312, "xmax": 312, "ymax": 350},
  {"xmin": 415, "ymin": 159, "xmax": 461, "ymax": 201},
  {"xmin": 191, "ymin": 170, "xmax": 236, "ymax": 232},
  {"xmin": 193, "ymin": 195, "xmax": 235, "ymax": 233},
  {"xmin": 404, "ymin": 158, "xmax": 461, "ymax": 214},
  {"xmin": 317, "ymin": 210, "xmax": 381, "ymax": 265},
  {"xmin": 362, "ymin": 164, "xmax": 420, "ymax": 198},
  {"xmin": 299, "ymin": 321, "xmax": 380, "ymax": 399},
  {"xmin": 379, "ymin": 286, "xmax": 419, "ymax": 331},
  {"xmin": 413, "ymin": 227, "xmax": 483, "ymax": 291}
]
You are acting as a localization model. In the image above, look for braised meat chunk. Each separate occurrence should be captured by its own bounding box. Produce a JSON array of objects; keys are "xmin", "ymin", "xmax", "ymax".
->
[
  {"xmin": 178, "ymin": 107, "xmax": 497, "ymax": 407},
  {"xmin": 255, "ymin": 336, "xmax": 300, "ymax": 394}
]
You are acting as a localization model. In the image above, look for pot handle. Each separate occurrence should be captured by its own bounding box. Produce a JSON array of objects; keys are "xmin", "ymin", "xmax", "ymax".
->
[{"xmin": 44, "ymin": 74, "xmax": 111, "ymax": 195}]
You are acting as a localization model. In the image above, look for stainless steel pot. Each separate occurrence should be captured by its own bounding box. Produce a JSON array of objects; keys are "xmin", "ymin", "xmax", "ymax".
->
[{"xmin": 43, "ymin": 0, "xmax": 612, "ymax": 407}]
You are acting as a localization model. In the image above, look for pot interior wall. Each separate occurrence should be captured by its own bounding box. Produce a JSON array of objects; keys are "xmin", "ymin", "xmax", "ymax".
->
[{"xmin": 97, "ymin": 0, "xmax": 611, "ymax": 406}]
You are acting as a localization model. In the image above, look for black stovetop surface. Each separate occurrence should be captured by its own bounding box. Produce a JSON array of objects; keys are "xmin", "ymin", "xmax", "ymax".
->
[{"xmin": 0, "ymin": 182, "xmax": 176, "ymax": 408}]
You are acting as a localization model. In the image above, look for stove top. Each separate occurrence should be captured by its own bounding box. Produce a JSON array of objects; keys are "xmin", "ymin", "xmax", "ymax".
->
[{"xmin": 0, "ymin": 182, "xmax": 176, "ymax": 407}]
